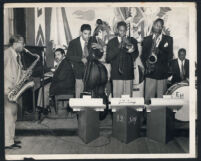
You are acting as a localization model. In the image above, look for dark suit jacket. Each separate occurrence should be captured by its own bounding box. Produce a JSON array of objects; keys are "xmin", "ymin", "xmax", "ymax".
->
[
  {"xmin": 106, "ymin": 37, "xmax": 139, "ymax": 80},
  {"xmin": 170, "ymin": 58, "xmax": 189, "ymax": 84},
  {"xmin": 67, "ymin": 36, "xmax": 103, "ymax": 79},
  {"xmin": 67, "ymin": 37, "xmax": 85, "ymax": 79},
  {"xmin": 141, "ymin": 34, "xmax": 173, "ymax": 79},
  {"xmin": 49, "ymin": 58, "xmax": 75, "ymax": 96}
]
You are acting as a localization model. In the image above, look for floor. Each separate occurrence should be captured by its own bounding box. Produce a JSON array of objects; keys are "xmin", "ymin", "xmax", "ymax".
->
[
  {"xmin": 5, "ymin": 105, "xmax": 190, "ymax": 155},
  {"xmin": 6, "ymin": 136, "xmax": 188, "ymax": 155}
]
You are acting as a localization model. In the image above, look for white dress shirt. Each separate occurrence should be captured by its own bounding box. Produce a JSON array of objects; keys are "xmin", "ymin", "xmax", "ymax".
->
[
  {"xmin": 152, "ymin": 33, "xmax": 162, "ymax": 47},
  {"xmin": 177, "ymin": 58, "xmax": 185, "ymax": 73},
  {"xmin": 80, "ymin": 36, "xmax": 86, "ymax": 53},
  {"xmin": 117, "ymin": 36, "xmax": 122, "ymax": 43}
]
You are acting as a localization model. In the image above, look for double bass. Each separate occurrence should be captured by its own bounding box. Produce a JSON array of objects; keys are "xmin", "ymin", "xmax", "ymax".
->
[{"xmin": 82, "ymin": 36, "xmax": 108, "ymax": 103}]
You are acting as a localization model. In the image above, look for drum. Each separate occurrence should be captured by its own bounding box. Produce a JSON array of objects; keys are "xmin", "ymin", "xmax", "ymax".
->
[{"xmin": 166, "ymin": 82, "xmax": 189, "ymax": 121}]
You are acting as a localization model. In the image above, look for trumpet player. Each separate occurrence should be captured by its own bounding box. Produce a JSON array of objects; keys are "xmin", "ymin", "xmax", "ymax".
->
[
  {"xmin": 141, "ymin": 18, "xmax": 173, "ymax": 104},
  {"xmin": 106, "ymin": 21, "xmax": 139, "ymax": 98},
  {"xmin": 4, "ymin": 35, "xmax": 25, "ymax": 149}
]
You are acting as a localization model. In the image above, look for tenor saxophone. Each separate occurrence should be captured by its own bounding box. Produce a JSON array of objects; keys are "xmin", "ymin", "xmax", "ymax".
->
[
  {"xmin": 8, "ymin": 48, "xmax": 40, "ymax": 102},
  {"xmin": 145, "ymin": 34, "xmax": 159, "ymax": 74}
]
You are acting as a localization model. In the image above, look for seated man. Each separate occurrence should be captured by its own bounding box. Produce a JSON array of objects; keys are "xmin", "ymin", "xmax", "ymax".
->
[
  {"xmin": 170, "ymin": 48, "xmax": 189, "ymax": 85},
  {"xmin": 49, "ymin": 49, "xmax": 75, "ymax": 97},
  {"xmin": 37, "ymin": 48, "xmax": 75, "ymax": 113}
]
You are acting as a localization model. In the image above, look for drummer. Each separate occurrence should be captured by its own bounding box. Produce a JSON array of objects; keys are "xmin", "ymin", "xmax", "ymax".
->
[{"xmin": 169, "ymin": 48, "xmax": 189, "ymax": 85}]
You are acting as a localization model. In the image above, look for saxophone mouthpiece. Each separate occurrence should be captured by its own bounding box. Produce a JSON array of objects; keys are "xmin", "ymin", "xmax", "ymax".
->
[{"xmin": 23, "ymin": 48, "xmax": 29, "ymax": 53}]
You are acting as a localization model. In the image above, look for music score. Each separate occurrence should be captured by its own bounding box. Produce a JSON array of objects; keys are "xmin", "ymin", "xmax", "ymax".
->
[
  {"xmin": 69, "ymin": 96, "xmax": 106, "ymax": 112},
  {"xmin": 109, "ymin": 95, "xmax": 144, "ymax": 112},
  {"xmin": 146, "ymin": 96, "xmax": 184, "ymax": 112}
]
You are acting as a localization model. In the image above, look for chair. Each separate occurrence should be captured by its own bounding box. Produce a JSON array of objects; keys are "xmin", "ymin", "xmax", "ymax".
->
[{"xmin": 53, "ymin": 94, "xmax": 75, "ymax": 118}]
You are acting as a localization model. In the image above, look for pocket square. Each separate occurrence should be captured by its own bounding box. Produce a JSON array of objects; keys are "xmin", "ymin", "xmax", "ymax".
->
[{"xmin": 164, "ymin": 42, "xmax": 168, "ymax": 47}]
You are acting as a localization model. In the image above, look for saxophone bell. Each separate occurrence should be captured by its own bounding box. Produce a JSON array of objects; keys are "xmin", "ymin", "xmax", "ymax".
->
[{"xmin": 148, "ymin": 53, "xmax": 157, "ymax": 64}]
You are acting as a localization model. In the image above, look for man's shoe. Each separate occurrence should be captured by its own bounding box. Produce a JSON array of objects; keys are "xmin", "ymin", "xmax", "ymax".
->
[
  {"xmin": 14, "ymin": 140, "xmax": 21, "ymax": 144},
  {"xmin": 5, "ymin": 143, "xmax": 21, "ymax": 149}
]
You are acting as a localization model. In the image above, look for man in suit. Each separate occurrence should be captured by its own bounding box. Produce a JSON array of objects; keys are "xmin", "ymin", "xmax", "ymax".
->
[
  {"xmin": 67, "ymin": 24, "xmax": 104, "ymax": 98},
  {"xmin": 141, "ymin": 18, "xmax": 173, "ymax": 104},
  {"xmin": 170, "ymin": 48, "xmax": 189, "ymax": 85},
  {"xmin": 49, "ymin": 48, "xmax": 75, "ymax": 97},
  {"xmin": 106, "ymin": 21, "xmax": 139, "ymax": 97},
  {"xmin": 37, "ymin": 48, "xmax": 75, "ymax": 111},
  {"xmin": 67, "ymin": 24, "xmax": 91, "ymax": 98},
  {"xmin": 4, "ymin": 35, "xmax": 25, "ymax": 149}
]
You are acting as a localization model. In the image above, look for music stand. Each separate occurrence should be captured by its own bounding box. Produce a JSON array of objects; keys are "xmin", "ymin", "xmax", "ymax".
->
[
  {"xmin": 39, "ymin": 46, "xmax": 50, "ymax": 122},
  {"xmin": 25, "ymin": 45, "xmax": 48, "ymax": 121}
]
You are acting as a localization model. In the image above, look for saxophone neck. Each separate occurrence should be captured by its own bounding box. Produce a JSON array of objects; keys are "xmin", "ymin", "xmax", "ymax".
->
[
  {"xmin": 23, "ymin": 48, "xmax": 40, "ymax": 72},
  {"xmin": 24, "ymin": 48, "xmax": 40, "ymax": 59}
]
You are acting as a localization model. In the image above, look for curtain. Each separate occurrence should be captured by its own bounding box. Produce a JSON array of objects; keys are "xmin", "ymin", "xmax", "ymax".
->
[
  {"xmin": 4, "ymin": 8, "xmax": 14, "ymax": 45},
  {"xmin": 50, "ymin": 7, "xmax": 72, "ymax": 52}
]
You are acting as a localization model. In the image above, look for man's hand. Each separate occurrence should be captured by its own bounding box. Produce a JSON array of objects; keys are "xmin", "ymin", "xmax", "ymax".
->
[
  {"xmin": 81, "ymin": 57, "xmax": 87, "ymax": 64},
  {"xmin": 91, "ymin": 43, "xmax": 103, "ymax": 51},
  {"xmin": 127, "ymin": 45, "xmax": 135, "ymax": 53},
  {"xmin": 21, "ymin": 70, "xmax": 27, "ymax": 76}
]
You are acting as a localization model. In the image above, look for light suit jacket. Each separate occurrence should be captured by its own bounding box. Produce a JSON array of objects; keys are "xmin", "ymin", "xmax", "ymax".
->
[{"xmin": 4, "ymin": 47, "xmax": 23, "ymax": 95}]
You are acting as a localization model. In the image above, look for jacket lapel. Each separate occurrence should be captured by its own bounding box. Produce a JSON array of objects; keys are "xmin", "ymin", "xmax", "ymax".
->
[
  {"xmin": 77, "ymin": 37, "xmax": 83, "ymax": 56},
  {"xmin": 158, "ymin": 34, "xmax": 166, "ymax": 49},
  {"xmin": 114, "ymin": 37, "xmax": 119, "ymax": 45},
  {"xmin": 176, "ymin": 59, "xmax": 181, "ymax": 73},
  {"xmin": 146, "ymin": 36, "xmax": 153, "ymax": 51}
]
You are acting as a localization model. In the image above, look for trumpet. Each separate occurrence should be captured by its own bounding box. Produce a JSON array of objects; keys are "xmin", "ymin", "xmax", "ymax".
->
[
  {"xmin": 120, "ymin": 36, "xmax": 133, "ymax": 50},
  {"xmin": 118, "ymin": 36, "xmax": 133, "ymax": 74}
]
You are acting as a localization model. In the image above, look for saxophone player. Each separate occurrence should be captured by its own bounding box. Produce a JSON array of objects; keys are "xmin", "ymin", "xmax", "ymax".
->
[
  {"xmin": 4, "ymin": 35, "xmax": 25, "ymax": 149},
  {"xmin": 141, "ymin": 18, "xmax": 173, "ymax": 104}
]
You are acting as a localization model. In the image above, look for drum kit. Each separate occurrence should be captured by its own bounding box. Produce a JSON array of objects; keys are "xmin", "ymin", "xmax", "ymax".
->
[
  {"xmin": 166, "ymin": 82, "xmax": 189, "ymax": 121},
  {"xmin": 165, "ymin": 80, "xmax": 197, "ymax": 122}
]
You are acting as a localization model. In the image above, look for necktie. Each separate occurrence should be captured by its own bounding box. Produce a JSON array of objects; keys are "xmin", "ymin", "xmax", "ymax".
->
[
  {"xmin": 16, "ymin": 54, "xmax": 22, "ymax": 67},
  {"xmin": 180, "ymin": 61, "xmax": 185, "ymax": 80},
  {"xmin": 83, "ymin": 41, "xmax": 89, "ymax": 58}
]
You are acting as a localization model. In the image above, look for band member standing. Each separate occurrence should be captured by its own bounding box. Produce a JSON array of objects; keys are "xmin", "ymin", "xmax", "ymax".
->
[
  {"xmin": 170, "ymin": 48, "xmax": 189, "ymax": 85},
  {"xmin": 67, "ymin": 24, "xmax": 91, "ymax": 98},
  {"xmin": 141, "ymin": 18, "xmax": 173, "ymax": 103},
  {"xmin": 84, "ymin": 20, "xmax": 107, "ymax": 99},
  {"xmin": 4, "ymin": 35, "xmax": 25, "ymax": 149},
  {"xmin": 106, "ymin": 21, "xmax": 139, "ymax": 97}
]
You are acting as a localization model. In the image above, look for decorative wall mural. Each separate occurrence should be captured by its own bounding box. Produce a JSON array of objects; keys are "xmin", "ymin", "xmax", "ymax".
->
[
  {"xmin": 73, "ymin": 9, "xmax": 95, "ymax": 21},
  {"xmin": 113, "ymin": 7, "xmax": 172, "ymax": 42}
]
